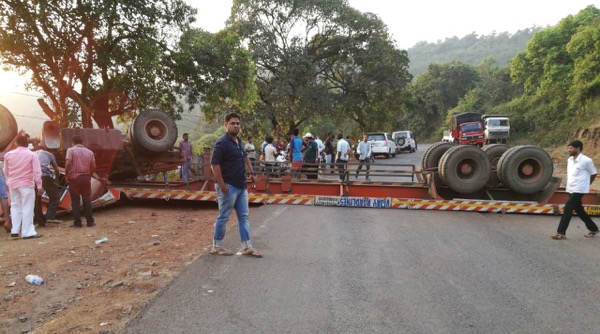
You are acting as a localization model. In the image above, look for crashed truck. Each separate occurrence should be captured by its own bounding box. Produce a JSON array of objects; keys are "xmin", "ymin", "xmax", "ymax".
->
[{"xmin": 1, "ymin": 104, "xmax": 600, "ymax": 219}]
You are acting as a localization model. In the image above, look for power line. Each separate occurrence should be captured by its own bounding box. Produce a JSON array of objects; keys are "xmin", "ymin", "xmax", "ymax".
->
[
  {"xmin": 7, "ymin": 91, "xmax": 44, "ymax": 98},
  {"xmin": 12, "ymin": 113, "xmax": 49, "ymax": 121}
]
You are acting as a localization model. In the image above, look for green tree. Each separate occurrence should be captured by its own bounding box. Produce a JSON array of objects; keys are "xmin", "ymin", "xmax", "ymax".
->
[
  {"xmin": 410, "ymin": 61, "xmax": 480, "ymax": 137},
  {"xmin": 228, "ymin": 0, "xmax": 410, "ymax": 136},
  {"xmin": 0, "ymin": 0, "xmax": 256, "ymax": 129},
  {"xmin": 509, "ymin": 5, "xmax": 600, "ymax": 135}
]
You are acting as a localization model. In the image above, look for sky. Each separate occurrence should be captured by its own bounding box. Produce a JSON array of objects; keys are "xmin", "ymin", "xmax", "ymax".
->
[
  {"xmin": 188, "ymin": 0, "xmax": 597, "ymax": 49},
  {"xmin": 0, "ymin": 0, "xmax": 597, "ymax": 133}
]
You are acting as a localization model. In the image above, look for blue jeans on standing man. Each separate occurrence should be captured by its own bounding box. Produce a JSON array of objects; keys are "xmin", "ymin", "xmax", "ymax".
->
[
  {"xmin": 213, "ymin": 183, "xmax": 252, "ymax": 249},
  {"xmin": 181, "ymin": 160, "xmax": 191, "ymax": 182}
]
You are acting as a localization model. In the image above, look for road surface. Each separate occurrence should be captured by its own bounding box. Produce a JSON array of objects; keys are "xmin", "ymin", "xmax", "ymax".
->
[{"xmin": 126, "ymin": 143, "xmax": 600, "ymax": 334}]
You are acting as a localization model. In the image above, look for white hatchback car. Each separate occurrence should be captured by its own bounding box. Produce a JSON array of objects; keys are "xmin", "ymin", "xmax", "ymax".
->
[{"xmin": 366, "ymin": 132, "xmax": 397, "ymax": 158}]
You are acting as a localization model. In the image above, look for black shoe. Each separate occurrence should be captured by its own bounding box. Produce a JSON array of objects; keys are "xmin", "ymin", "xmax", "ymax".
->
[
  {"xmin": 10, "ymin": 233, "xmax": 18, "ymax": 238},
  {"xmin": 23, "ymin": 234, "xmax": 42, "ymax": 239},
  {"xmin": 87, "ymin": 222, "xmax": 96, "ymax": 227}
]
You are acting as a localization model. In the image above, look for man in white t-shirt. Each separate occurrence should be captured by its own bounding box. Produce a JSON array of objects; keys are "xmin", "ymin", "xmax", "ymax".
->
[
  {"xmin": 335, "ymin": 133, "xmax": 350, "ymax": 181},
  {"xmin": 552, "ymin": 140, "xmax": 599, "ymax": 240},
  {"xmin": 245, "ymin": 136, "xmax": 256, "ymax": 161}
]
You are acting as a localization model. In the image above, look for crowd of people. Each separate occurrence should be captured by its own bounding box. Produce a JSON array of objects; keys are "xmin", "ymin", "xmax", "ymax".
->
[
  {"xmin": 1, "ymin": 135, "xmax": 97, "ymax": 239},
  {"xmin": 244, "ymin": 130, "xmax": 373, "ymax": 181}
]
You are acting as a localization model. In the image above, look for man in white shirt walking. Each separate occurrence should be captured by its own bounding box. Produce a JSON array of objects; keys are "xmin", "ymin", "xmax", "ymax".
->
[
  {"xmin": 551, "ymin": 140, "xmax": 599, "ymax": 240},
  {"xmin": 355, "ymin": 134, "xmax": 372, "ymax": 180},
  {"xmin": 335, "ymin": 133, "xmax": 350, "ymax": 181}
]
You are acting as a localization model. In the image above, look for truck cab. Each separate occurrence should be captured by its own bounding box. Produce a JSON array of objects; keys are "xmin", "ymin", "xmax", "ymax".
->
[
  {"xmin": 450, "ymin": 112, "xmax": 485, "ymax": 147},
  {"xmin": 482, "ymin": 115, "xmax": 510, "ymax": 144}
]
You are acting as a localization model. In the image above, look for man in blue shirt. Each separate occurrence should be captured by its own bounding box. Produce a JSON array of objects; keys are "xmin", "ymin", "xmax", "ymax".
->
[
  {"xmin": 288, "ymin": 128, "xmax": 305, "ymax": 179},
  {"xmin": 34, "ymin": 145, "xmax": 63, "ymax": 225},
  {"xmin": 210, "ymin": 112, "xmax": 262, "ymax": 258}
]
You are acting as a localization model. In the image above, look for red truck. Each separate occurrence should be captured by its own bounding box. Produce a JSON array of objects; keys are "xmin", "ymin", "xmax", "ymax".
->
[{"xmin": 448, "ymin": 112, "xmax": 485, "ymax": 147}]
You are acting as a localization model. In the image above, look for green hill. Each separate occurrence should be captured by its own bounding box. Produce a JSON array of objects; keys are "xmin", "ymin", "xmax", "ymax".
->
[{"xmin": 407, "ymin": 28, "xmax": 541, "ymax": 76}]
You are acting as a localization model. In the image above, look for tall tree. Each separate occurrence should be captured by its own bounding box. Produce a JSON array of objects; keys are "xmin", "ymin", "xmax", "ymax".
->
[
  {"xmin": 411, "ymin": 61, "xmax": 480, "ymax": 136},
  {"xmin": 228, "ymin": 0, "xmax": 410, "ymax": 136},
  {"xmin": 0, "ymin": 0, "xmax": 256, "ymax": 129}
]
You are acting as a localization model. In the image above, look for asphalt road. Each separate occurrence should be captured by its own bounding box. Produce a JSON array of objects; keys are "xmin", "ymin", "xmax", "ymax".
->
[
  {"xmin": 126, "ymin": 205, "xmax": 600, "ymax": 334},
  {"xmin": 126, "ymin": 143, "xmax": 600, "ymax": 333}
]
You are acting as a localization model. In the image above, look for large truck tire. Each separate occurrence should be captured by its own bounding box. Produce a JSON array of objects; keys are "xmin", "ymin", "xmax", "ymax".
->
[
  {"xmin": 131, "ymin": 109, "xmax": 178, "ymax": 154},
  {"xmin": 439, "ymin": 145, "xmax": 490, "ymax": 194},
  {"xmin": 0, "ymin": 104, "xmax": 18, "ymax": 151},
  {"xmin": 497, "ymin": 145, "xmax": 553, "ymax": 194},
  {"xmin": 421, "ymin": 142, "xmax": 455, "ymax": 185},
  {"xmin": 482, "ymin": 144, "xmax": 509, "ymax": 188}
]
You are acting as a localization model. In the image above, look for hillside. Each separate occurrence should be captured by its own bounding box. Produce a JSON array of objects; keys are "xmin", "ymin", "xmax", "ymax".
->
[{"xmin": 407, "ymin": 28, "xmax": 541, "ymax": 76}]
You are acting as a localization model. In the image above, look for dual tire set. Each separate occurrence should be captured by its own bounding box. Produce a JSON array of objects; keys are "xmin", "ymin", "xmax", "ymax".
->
[{"xmin": 422, "ymin": 142, "xmax": 554, "ymax": 195}]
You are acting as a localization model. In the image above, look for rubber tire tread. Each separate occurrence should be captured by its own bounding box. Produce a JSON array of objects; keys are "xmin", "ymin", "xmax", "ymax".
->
[
  {"xmin": 421, "ymin": 142, "xmax": 455, "ymax": 185},
  {"xmin": 131, "ymin": 109, "xmax": 178, "ymax": 154},
  {"xmin": 497, "ymin": 145, "xmax": 553, "ymax": 194},
  {"xmin": 439, "ymin": 145, "xmax": 490, "ymax": 194},
  {"xmin": 0, "ymin": 104, "xmax": 18, "ymax": 152},
  {"xmin": 482, "ymin": 144, "xmax": 509, "ymax": 188}
]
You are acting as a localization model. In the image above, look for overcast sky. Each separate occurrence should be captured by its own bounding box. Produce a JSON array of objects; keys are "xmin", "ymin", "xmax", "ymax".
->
[{"xmin": 188, "ymin": 0, "xmax": 597, "ymax": 49}]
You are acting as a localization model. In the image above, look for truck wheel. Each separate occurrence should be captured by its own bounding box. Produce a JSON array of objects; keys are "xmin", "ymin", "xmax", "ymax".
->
[
  {"xmin": 421, "ymin": 142, "xmax": 455, "ymax": 185},
  {"xmin": 482, "ymin": 144, "xmax": 509, "ymax": 188},
  {"xmin": 497, "ymin": 145, "xmax": 553, "ymax": 194},
  {"xmin": 397, "ymin": 138, "xmax": 405, "ymax": 146},
  {"xmin": 131, "ymin": 109, "xmax": 178, "ymax": 154},
  {"xmin": 0, "ymin": 104, "xmax": 18, "ymax": 151},
  {"xmin": 439, "ymin": 145, "xmax": 490, "ymax": 194}
]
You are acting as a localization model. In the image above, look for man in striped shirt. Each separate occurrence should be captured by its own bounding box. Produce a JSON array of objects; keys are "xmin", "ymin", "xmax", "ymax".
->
[{"xmin": 65, "ymin": 136, "xmax": 96, "ymax": 227}]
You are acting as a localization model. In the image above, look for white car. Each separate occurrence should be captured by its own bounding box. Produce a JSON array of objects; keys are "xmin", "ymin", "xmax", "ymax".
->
[
  {"xmin": 392, "ymin": 130, "xmax": 417, "ymax": 153},
  {"xmin": 366, "ymin": 132, "xmax": 397, "ymax": 158}
]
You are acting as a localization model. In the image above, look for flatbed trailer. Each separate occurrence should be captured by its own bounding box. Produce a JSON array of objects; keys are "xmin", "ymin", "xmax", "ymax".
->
[{"xmin": 104, "ymin": 158, "xmax": 600, "ymax": 216}]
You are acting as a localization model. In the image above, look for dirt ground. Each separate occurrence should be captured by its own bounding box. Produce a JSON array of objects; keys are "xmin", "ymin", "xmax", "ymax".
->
[{"xmin": 0, "ymin": 199, "xmax": 242, "ymax": 334}]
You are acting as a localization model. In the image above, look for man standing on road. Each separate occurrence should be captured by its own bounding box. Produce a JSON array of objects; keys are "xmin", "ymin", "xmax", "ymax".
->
[
  {"xmin": 65, "ymin": 136, "xmax": 96, "ymax": 228},
  {"xmin": 288, "ymin": 129, "xmax": 305, "ymax": 179},
  {"xmin": 302, "ymin": 133, "xmax": 319, "ymax": 180},
  {"xmin": 355, "ymin": 134, "xmax": 372, "ymax": 180},
  {"xmin": 179, "ymin": 133, "xmax": 193, "ymax": 182},
  {"xmin": 324, "ymin": 132, "xmax": 334, "ymax": 174},
  {"xmin": 551, "ymin": 140, "xmax": 599, "ymax": 240},
  {"xmin": 210, "ymin": 112, "xmax": 262, "ymax": 258},
  {"xmin": 3, "ymin": 135, "xmax": 43, "ymax": 239},
  {"xmin": 245, "ymin": 136, "xmax": 256, "ymax": 162},
  {"xmin": 336, "ymin": 133, "xmax": 350, "ymax": 180},
  {"xmin": 34, "ymin": 144, "xmax": 63, "ymax": 225}
]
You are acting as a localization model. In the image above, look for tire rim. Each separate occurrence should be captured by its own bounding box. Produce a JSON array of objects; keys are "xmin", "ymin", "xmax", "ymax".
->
[
  {"xmin": 145, "ymin": 120, "xmax": 168, "ymax": 141},
  {"xmin": 518, "ymin": 158, "xmax": 542, "ymax": 183}
]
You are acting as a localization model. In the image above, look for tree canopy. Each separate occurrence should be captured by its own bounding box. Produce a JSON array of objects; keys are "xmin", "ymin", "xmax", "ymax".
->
[
  {"xmin": 0, "ymin": 0, "xmax": 256, "ymax": 129},
  {"xmin": 227, "ymin": 0, "xmax": 411, "ymax": 137}
]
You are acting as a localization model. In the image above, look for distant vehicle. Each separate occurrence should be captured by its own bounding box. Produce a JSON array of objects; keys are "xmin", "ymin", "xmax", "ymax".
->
[
  {"xmin": 366, "ymin": 132, "xmax": 397, "ymax": 158},
  {"xmin": 447, "ymin": 112, "xmax": 485, "ymax": 146},
  {"xmin": 482, "ymin": 115, "xmax": 510, "ymax": 144},
  {"xmin": 392, "ymin": 130, "xmax": 417, "ymax": 153}
]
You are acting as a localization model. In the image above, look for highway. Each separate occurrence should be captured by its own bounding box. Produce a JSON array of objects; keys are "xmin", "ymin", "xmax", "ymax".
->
[{"xmin": 126, "ymin": 143, "xmax": 600, "ymax": 334}]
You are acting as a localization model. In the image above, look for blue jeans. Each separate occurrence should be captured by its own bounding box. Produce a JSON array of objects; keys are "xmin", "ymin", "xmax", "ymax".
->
[
  {"xmin": 181, "ymin": 160, "xmax": 191, "ymax": 181},
  {"xmin": 213, "ymin": 184, "xmax": 252, "ymax": 249}
]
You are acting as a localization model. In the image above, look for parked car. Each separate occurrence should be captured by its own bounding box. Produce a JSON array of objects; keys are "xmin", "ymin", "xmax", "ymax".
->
[
  {"xmin": 366, "ymin": 132, "xmax": 397, "ymax": 158},
  {"xmin": 392, "ymin": 130, "xmax": 417, "ymax": 153}
]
